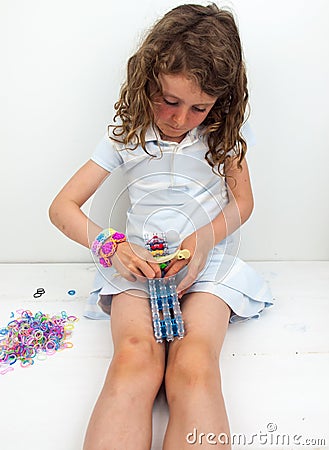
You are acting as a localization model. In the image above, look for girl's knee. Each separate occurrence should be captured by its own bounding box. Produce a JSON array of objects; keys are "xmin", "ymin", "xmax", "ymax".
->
[
  {"xmin": 165, "ymin": 339, "xmax": 221, "ymax": 399},
  {"xmin": 110, "ymin": 335, "xmax": 165, "ymax": 386}
]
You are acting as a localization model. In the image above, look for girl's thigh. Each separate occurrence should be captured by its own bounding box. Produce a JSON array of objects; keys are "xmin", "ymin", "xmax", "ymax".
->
[
  {"xmin": 109, "ymin": 289, "xmax": 165, "ymax": 359},
  {"xmin": 170, "ymin": 292, "xmax": 231, "ymax": 356}
]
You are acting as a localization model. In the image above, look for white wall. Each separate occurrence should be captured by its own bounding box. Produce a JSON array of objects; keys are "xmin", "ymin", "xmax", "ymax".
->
[{"xmin": 1, "ymin": 0, "xmax": 329, "ymax": 263}]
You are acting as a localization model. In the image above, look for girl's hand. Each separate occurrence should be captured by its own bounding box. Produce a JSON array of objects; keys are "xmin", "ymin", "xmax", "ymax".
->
[
  {"xmin": 164, "ymin": 225, "xmax": 215, "ymax": 298},
  {"xmin": 112, "ymin": 241, "xmax": 162, "ymax": 281}
]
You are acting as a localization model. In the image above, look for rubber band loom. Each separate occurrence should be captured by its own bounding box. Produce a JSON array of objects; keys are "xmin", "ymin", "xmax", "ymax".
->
[{"xmin": 144, "ymin": 234, "xmax": 189, "ymax": 343}]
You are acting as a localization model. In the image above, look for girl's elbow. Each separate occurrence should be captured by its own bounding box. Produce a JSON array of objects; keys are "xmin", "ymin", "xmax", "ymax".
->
[
  {"xmin": 245, "ymin": 197, "xmax": 254, "ymax": 221},
  {"xmin": 48, "ymin": 196, "xmax": 62, "ymax": 227},
  {"xmin": 48, "ymin": 200, "xmax": 57, "ymax": 226},
  {"xmin": 249, "ymin": 195, "xmax": 254, "ymax": 216},
  {"xmin": 240, "ymin": 196, "xmax": 254, "ymax": 224}
]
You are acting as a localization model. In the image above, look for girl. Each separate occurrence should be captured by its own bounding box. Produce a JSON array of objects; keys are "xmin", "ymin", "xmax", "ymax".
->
[{"xmin": 49, "ymin": 3, "xmax": 273, "ymax": 449}]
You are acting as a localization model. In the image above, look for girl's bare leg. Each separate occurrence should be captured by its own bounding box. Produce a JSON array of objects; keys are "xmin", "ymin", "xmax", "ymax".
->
[
  {"xmin": 83, "ymin": 289, "xmax": 165, "ymax": 450},
  {"xmin": 163, "ymin": 292, "xmax": 231, "ymax": 450}
]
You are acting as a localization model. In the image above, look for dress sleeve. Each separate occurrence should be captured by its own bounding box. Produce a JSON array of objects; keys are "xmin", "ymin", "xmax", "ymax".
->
[{"xmin": 90, "ymin": 133, "xmax": 124, "ymax": 172}]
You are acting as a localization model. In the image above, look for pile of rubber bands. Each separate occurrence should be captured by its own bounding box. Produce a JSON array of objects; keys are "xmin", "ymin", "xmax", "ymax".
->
[{"xmin": 0, "ymin": 310, "xmax": 78, "ymax": 375}]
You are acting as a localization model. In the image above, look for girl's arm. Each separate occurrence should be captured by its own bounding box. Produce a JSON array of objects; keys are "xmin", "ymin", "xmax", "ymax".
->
[
  {"xmin": 165, "ymin": 157, "xmax": 254, "ymax": 295},
  {"xmin": 211, "ymin": 156, "xmax": 254, "ymax": 245},
  {"xmin": 49, "ymin": 159, "xmax": 162, "ymax": 278},
  {"xmin": 49, "ymin": 160, "xmax": 110, "ymax": 248}
]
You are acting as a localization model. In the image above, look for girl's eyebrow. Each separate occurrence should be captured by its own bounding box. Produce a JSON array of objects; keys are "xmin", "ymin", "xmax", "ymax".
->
[{"xmin": 162, "ymin": 91, "xmax": 216, "ymax": 107}]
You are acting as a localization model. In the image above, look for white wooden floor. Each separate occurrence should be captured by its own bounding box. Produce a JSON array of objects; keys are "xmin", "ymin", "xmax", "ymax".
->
[{"xmin": 0, "ymin": 262, "xmax": 328, "ymax": 450}]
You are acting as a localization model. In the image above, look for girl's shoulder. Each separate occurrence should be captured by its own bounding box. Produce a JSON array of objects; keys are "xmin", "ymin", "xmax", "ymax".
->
[{"xmin": 90, "ymin": 130, "xmax": 125, "ymax": 172}]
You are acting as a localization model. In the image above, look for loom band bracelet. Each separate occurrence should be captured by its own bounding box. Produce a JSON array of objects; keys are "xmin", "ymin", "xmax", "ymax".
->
[
  {"xmin": 91, "ymin": 229, "xmax": 112, "ymax": 254},
  {"xmin": 110, "ymin": 231, "xmax": 126, "ymax": 243},
  {"xmin": 100, "ymin": 234, "xmax": 127, "ymax": 257},
  {"xmin": 100, "ymin": 239, "xmax": 117, "ymax": 258},
  {"xmin": 99, "ymin": 256, "xmax": 113, "ymax": 268},
  {"xmin": 91, "ymin": 228, "xmax": 126, "ymax": 255},
  {"xmin": 98, "ymin": 237, "xmax": 126, "ymax": 267},
  {"xmin": 155, "ymin": 249, "xmax": 191, "ymax": 264}
]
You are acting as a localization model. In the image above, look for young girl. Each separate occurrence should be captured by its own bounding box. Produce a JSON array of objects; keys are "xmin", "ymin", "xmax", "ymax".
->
[{"xmin": 49, "ymin": 3, "xmax": 273, "ymax": 449}]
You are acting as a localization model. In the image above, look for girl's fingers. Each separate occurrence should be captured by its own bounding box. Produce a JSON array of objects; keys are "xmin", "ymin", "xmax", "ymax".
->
[
  {"xmin": 177, "ymin": 270, "xmax": 197, "ymax": 294},
  {"xmin": 149, "ymin": 263, "xmax": 162, "ymax": 278},
  {"xmin": 114, "ymin": 243, "xmax": 162, "ymax": 279},
  {"xmin": 164, "ymin": 258, "xmax": 189, "ymax": 277},
  {"xmin": 128, "ymin": 260, "xmax": 161, "ymax": 279}
]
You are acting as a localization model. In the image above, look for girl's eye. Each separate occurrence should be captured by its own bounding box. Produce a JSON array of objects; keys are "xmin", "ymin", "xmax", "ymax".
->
[
  {"xmin": 193, "ymin": 106, "xmax": 206, "ymax": 113},
  {"xmin": 163, "ymin": 98, "xmax": 178, "ymax": 106},
  {"xmin": 163, "ymin": 98, "xmax": 206, "ymax": 113}
]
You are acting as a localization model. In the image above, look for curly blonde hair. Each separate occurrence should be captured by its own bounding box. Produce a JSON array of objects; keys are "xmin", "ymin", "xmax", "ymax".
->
[{"xmin": 111, "ymin": 3, "xmax": 249, "ymax": 174}]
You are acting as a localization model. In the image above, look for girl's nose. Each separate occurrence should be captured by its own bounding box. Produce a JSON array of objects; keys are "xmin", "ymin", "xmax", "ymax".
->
[{"xmin": 172, "ymin": 107, "xmax": 188, "ymax": 127}]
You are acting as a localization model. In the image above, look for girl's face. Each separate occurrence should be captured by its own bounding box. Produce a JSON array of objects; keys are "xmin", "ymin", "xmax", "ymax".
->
[{"xmin": 152, "ymin": 73, "xmax": 217, "ymax": 143}]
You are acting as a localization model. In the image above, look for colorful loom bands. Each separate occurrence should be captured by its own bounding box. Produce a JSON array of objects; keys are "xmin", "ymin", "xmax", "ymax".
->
[{"xmin": 0, "ymin": 310, "xmax": 78, "ymax": 375}]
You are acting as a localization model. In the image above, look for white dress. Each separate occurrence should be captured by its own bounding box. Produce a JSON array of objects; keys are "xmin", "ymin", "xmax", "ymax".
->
[{"xmin": 85, "ymin": 125, "xmax": 273, "ymax": 323}]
